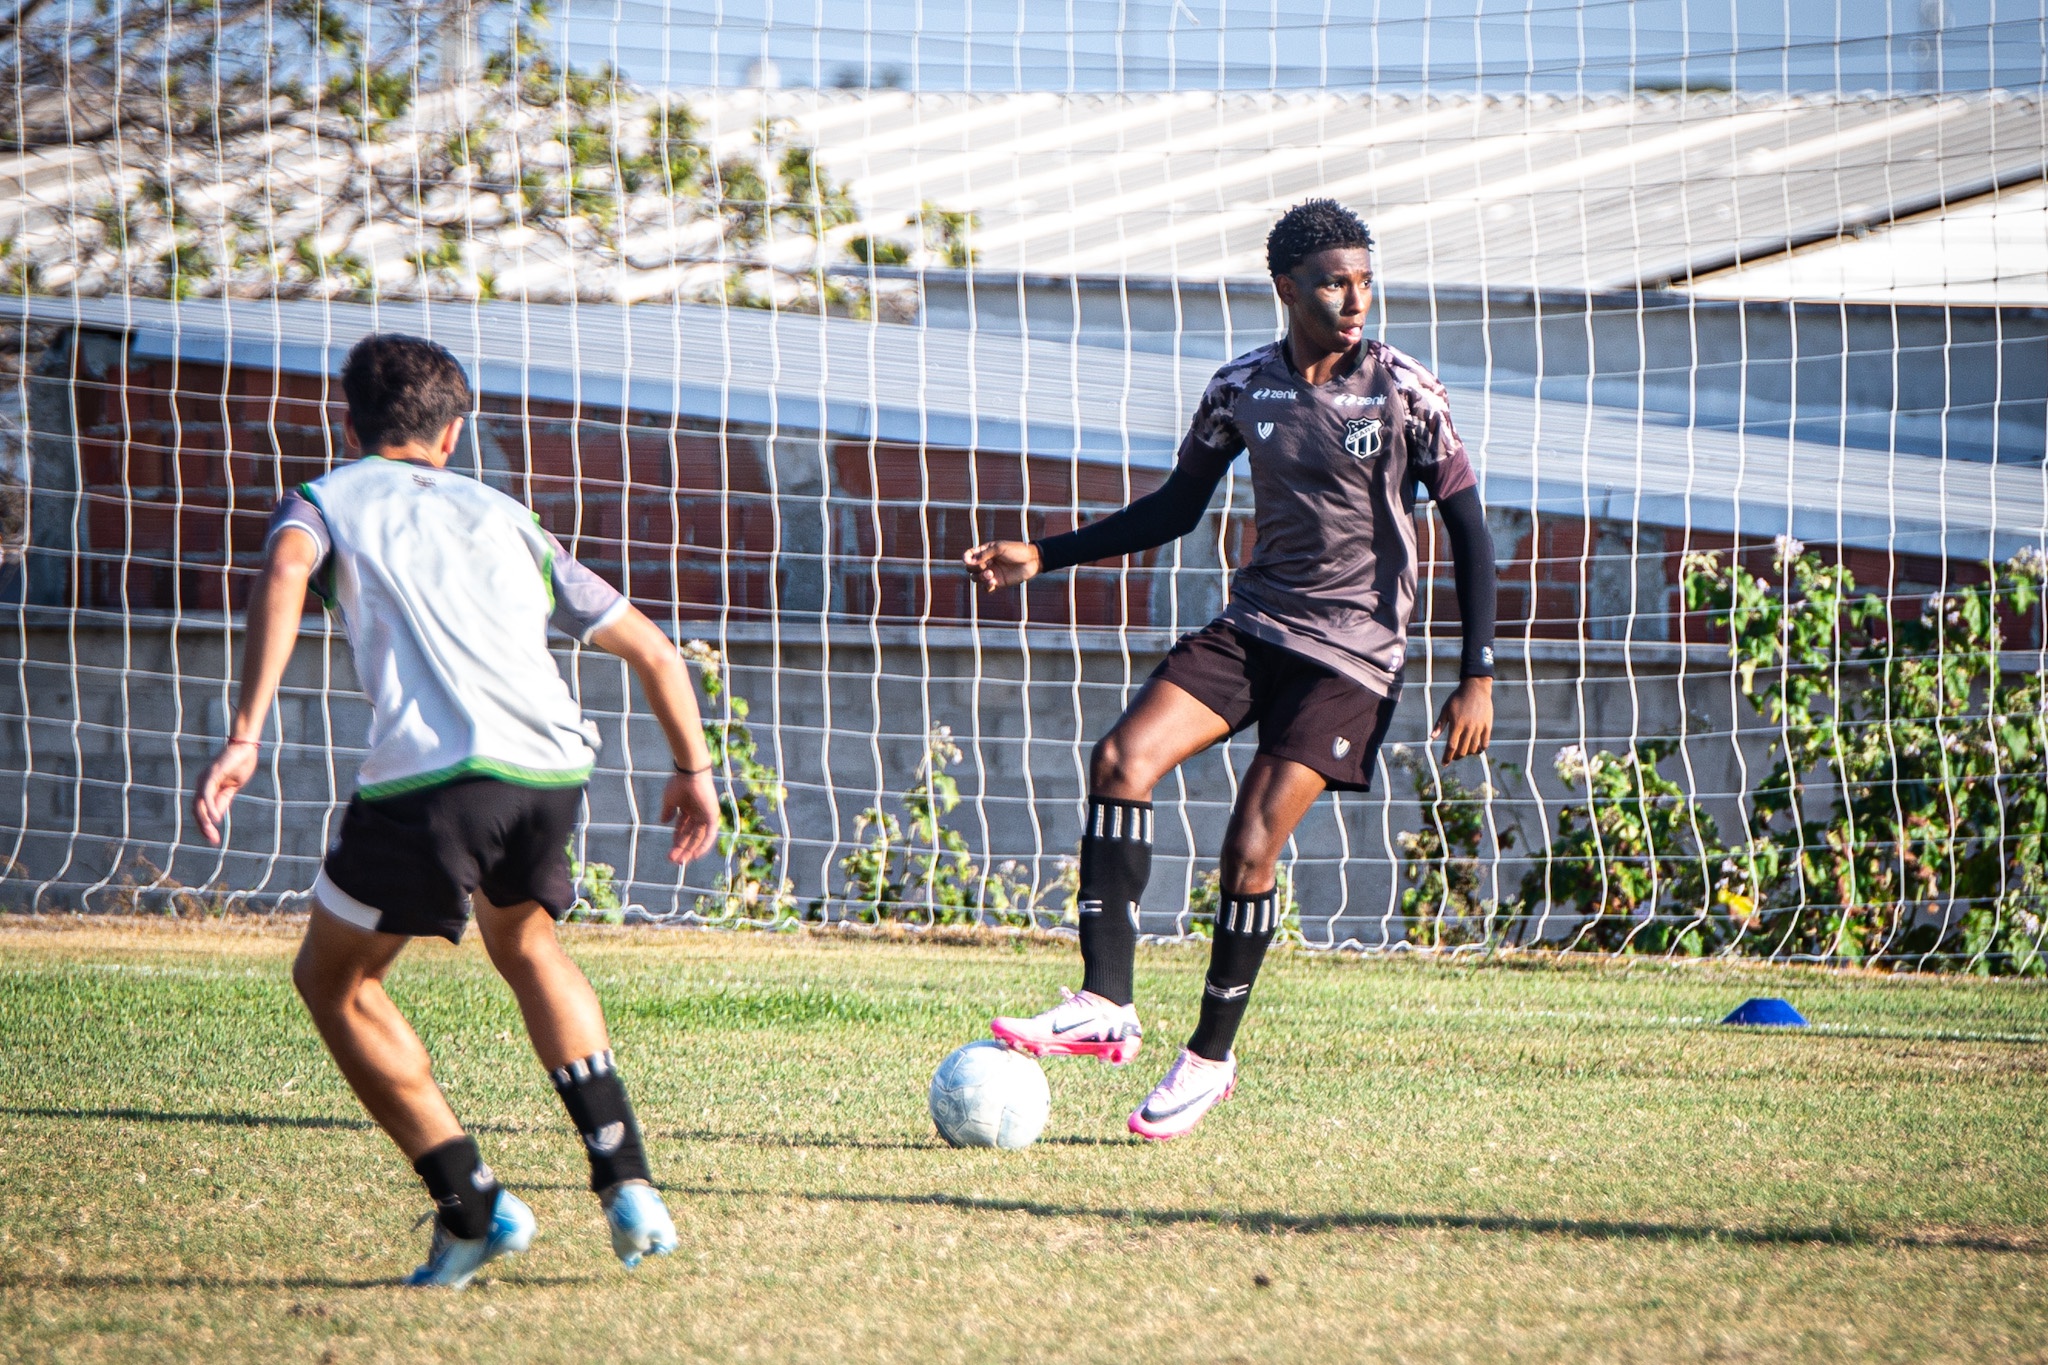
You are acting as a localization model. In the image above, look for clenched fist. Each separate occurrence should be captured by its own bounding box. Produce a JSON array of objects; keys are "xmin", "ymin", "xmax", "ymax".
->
[{"xmin": 962, "ymin": 540, "xmax": 1042, "ymax": 593}]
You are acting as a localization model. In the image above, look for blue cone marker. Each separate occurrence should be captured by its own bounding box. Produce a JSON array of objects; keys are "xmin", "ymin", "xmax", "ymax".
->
[{"xmin": 1721, "ymin": 997, "xmax": 1808, "ymax": 1027}]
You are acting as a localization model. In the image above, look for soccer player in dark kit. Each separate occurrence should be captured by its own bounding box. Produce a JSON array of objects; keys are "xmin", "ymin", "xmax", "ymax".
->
[{"xmin": 964, "ymin": 199, "xmax": 1498, "ymax": 1140}]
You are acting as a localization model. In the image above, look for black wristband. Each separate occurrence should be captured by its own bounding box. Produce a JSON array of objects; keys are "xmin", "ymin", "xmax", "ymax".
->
[{"xmin": 675, "ymin": 759, "xmax": 713, "ymax": 775}]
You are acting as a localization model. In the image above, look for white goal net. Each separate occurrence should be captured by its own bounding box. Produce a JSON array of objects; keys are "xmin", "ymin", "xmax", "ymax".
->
[{"xmin": 3, "ymin": 1, "xmax": 2045, "ymax": 972}]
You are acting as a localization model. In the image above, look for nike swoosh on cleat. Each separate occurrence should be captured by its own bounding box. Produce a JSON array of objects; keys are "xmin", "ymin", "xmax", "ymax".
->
[
  {"xmin": 1141, "ymin": 1086, "xmax": 1226, "ymax": 1122},
  {"xmin": 1051, "ymin": 1018, "xmax": 1105, "ymax": 1034}
]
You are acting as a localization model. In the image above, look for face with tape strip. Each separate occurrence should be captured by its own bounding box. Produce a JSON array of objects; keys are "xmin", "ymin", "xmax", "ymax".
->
[{"xmin": 1274, "ymin": 246, "xmax": 1374, "ymax": 363}]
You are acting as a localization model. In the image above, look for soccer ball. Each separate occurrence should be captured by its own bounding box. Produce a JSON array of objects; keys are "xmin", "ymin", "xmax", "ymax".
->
[{"xmin": 928, "ymin": 1041, "xmax": 1051, "ymax": 1150}]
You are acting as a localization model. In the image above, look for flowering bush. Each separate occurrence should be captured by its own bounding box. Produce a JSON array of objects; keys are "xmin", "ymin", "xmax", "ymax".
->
[
  {"xmin": 1515, "ymin": 740, "xmax": 1733, "ymax": 955},
  {"xmin": 1493, "ymin": 541, "xmax": 2047, "ymax": 971},
  {"xmin": 683, "ymin": 641, "xmax": 796, "ymax": 922},
  {"xmin": 1389, "ymin": 745, "xmax": 1507, "ymax": 948},
  {"xmin": 835, "ymin": 727, "xmax": 1067, "ymax": 927},
  {"xmin": 1681, "ymin": 541, "xmax": 2048, "ymax": 971}
]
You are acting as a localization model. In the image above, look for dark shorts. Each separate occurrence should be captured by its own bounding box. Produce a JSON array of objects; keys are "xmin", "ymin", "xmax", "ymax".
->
[
  {"xmin": 1149, "ymin": 620, "xmax": 1397, "ymax": 792},
  {"xmin": 313, "ymin": 777, "xmax": 584, "ymax": 943}
]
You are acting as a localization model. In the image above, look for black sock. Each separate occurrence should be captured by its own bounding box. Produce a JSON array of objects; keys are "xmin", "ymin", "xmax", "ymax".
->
[
  {"xmin": 1187, "ymin": 891, "xmax": 1278, "ymax": 1061},
  {"xmin": 413, "ymin": 1135, "xmax": 500, "ymax": 1240},
  {"xmin": 551, "ymin": 1049, "xmax": 652, "ymax": 1194},
  {"xmin": 1076, "ymin": 796, "xmax": 1153, "ymax": 1007}
]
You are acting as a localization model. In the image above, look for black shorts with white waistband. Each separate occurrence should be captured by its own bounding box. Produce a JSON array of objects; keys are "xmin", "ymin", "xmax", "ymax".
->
[
  {"xmin": 1149, "ymin": 619, "xmax": 1397, "ymax": 792},
  {"xmin": 313, "ymin": 776, "xmax": 585, "ymax": 943}
]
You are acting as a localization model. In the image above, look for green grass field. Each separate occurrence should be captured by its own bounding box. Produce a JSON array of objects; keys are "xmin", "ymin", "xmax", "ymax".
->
[{"xmin": 3, "ymin": 917, "xmax": 2046, "ymax": 1363}]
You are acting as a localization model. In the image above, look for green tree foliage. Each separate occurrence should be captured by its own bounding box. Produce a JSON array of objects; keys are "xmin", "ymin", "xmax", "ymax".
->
[{"xmin": 2, "ymin": 1, "xmax": 893, "ymax": 314}]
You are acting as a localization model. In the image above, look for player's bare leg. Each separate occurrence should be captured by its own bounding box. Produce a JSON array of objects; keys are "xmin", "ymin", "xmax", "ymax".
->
[
  {"xmin": 1130, "ymin": 754, "xmax": 1325, "ymax": 1140},
  {"xmin": 475, "ymin": 896, "xmax": 676, "ymax": 1268},
  {"xmin": 292, "ymin": 908, "xmax": 463, "ymax": 1158},
  {"xmin": 991, "ymin": 679, "xmax": 1231, "ymax": 1061},
  {"xmin": 1087, "ymin": 677, "xmax": 1233, "ymax": 801},
  {"xmin": 474, "ymin": 895, "xmax": 610, "ymax": 1070},
  {"xmin": 293, "ymin": 906, "xmax": 533, "ymax": 1285}
]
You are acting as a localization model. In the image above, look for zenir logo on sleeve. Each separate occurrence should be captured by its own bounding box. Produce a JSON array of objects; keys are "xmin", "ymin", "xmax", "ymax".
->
[{"xmin": 1342, "ymin": 416, "xmax": 1383, "ymax": 461}]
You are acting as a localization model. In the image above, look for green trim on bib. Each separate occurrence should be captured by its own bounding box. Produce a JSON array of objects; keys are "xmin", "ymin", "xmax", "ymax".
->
[
  {"xmin": 294, "ymin": 481, "xmax": 338, "ymax": 609},
  {"xmin": 357, "ymin": 756, "xmax": 593, "ymax": 802}
]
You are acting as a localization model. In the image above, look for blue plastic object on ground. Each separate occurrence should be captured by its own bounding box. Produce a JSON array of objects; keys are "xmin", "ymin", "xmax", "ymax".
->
[{"xmin": 1721, "ymin": 997, "xmax": 1808, "ymax": 1027}]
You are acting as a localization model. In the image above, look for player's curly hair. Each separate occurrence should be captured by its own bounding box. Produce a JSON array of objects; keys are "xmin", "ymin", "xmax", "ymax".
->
[{"xmin": 1264, "ymin": 199, "xmax": 1375, "ymax": 278}]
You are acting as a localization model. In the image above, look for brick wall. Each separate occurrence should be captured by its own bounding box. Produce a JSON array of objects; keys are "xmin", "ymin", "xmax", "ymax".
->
[{"xmin": 59, "ymin": 340, "xmax": 2031, "ymax": 648}]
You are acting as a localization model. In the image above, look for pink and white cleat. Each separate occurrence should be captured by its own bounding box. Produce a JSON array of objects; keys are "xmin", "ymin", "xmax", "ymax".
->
[
  {"xmin": 990, "ymin": 987, "xmax": 1143, "ymax": 1064},
  {"xmin": 1127, "ymin": 1049, "xmax": 1236, "ymax": 1141}
]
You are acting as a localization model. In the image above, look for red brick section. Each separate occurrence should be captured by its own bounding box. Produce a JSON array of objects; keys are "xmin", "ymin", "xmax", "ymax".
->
[
  {"xmin": 65, "ymin": 354, "xmax": 2039, "ymax": 648},
  {"xmin": 829, "ymin": 441, "xmax": 1178, "ymax": 627},
  {"xmin": 70, "ymin": 355, "xmax": 329, "ymax": 614}
]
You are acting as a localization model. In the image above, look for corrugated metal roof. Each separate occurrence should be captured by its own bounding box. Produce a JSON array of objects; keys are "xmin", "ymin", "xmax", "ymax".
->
[
  {"xmin": 22, "ymin": 293, "xmax": 2045, "ymax": 560},
  {"xmin": 1691, "ymin": 177, "xmax": 2048, "ymax": 305},
  {"xmin": 712, "ymin": 88, "xmax": 2048, "ymax": 290},
  {"xmin": 5, "ymin": 88, "xmax": 2039, "ymax": 304}
]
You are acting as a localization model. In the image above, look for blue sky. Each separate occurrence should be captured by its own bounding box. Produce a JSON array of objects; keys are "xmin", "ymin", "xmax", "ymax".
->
[{"xmin": 545, "ymin": 0, "xmax": 2046, "ymax": 93}]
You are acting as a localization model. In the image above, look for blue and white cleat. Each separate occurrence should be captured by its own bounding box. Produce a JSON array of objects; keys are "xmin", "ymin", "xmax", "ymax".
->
[
  {"xmin": 602, "ymin": 1181, "xmax": 678, "ymax": 1269},
  {"xmin": 403, "ymin": 1189, "xmax": 537, "ymax": 1289}
]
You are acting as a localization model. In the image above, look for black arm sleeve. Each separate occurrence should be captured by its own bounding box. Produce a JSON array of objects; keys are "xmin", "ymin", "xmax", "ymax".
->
[
  {"xmin": 1437, "ymin": 486, "xmax": 1497, "ymax": 678},
  {"xmin": 1032, "ymin": 443, "xmax": 1233, "ymax": 573}
]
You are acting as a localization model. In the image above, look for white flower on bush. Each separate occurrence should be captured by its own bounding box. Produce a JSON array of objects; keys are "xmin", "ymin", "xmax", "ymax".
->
[
  {"xmin": 926, "ymin": 724, "xmax": 963, "ymax": 767},
  {"xmin": 1774, "ymin": 534, "xmax": 1806, "ymax": 566},
  {"xmin": 2007, "ymin": 544, "xmax": 2048, "ymax": 579},
  {"xmin": 1681, "ymin": 549, "xmax": 1725, "ymax": 577},
  {"xmin": 680, "ymin": 638, "xmax": 723, "ymax": 671},
  {"xmin": 1554, "ymin": 744, "xmax": 1590, "ymax": 787}
]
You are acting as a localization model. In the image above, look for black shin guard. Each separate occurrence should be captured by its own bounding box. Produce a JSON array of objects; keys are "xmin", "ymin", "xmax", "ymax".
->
[
  {"xmin": 1076, "ymin": 796, "xmax": 1153, "ymax": 1007},
  {"xmin": 1188, "ymin": 891, "xmax": 1278, "ymax": 1061},
  {"xmin": 414, "ymin": 1135, "xmax": 500, "ymax": 1240},
  {"xmin": 551, "ymin": 1049, "xmax": 651, "ymax": 1194}
]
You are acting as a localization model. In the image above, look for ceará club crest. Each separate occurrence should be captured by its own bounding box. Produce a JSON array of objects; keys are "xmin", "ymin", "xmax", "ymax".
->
[{"xmin": 1342, "ymin": 415, "xmax": 1382, "ymax": 460}]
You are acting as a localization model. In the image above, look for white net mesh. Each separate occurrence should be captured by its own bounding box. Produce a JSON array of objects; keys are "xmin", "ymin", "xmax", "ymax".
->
[{"xmin": 2, "ymin": 2, "xmax": 2045, "ymax": 970}]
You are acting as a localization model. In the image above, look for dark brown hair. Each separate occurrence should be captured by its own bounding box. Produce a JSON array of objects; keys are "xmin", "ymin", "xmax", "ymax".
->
[
  {"xmin": 1265, "ymin": 199, "xmax": 1375, "ymax": 278},
  {"xmin": 340, "ymin": 333, "xmax": 474, "ymax": 452}
]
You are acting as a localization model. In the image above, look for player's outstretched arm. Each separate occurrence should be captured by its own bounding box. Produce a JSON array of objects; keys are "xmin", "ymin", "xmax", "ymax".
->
[
  {"xmin": 1430, "ymin": 486, "xmax": 1498, "ymax": 762},
  {"xmin": 194, "ymin": 527, "xmax": 320, "ymax": 845},
  {"xmin": 588, "ymin": 606, "xmax": 721, "ymax": 866},
  {"xmin": 962, "ymin": 449, "xmax": 1229, "ymax": 592}
]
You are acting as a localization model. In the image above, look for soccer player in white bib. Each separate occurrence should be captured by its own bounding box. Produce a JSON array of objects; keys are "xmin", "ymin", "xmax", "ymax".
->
[
  {"xmin": 194, "ymin": 335, "xmax": 723, "ymax": 1286},
  {"xmin": 965, "ymin": 201, "xmax": 1498, "ymax": 1140}
]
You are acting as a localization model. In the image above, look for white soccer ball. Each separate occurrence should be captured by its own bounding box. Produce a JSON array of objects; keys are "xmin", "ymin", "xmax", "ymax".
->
[{"xmin": 928, "ymin": 1040, "xmax": 1051, "ymax": 1150}]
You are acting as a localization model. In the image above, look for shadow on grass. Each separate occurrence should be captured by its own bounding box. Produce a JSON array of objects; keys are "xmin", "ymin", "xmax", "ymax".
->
[
  {"xmin": 0, "ymin": 1106, "xmax": 540, "ymax": 1136},
  {"xmin": 726, "ymin": 1187, "xmax": 2046, "ymax": 1256},
  {"xmin": 1, "ymin": 1105, "xmax": 376, "ymax": 1132},
  {"xmin": 642, "ymin": 1128, "xmax": 1129, "ymax": 1152},
  {"xmin": 0, "ymin": 1271, "xmax": 601, "ymax": 1291}
]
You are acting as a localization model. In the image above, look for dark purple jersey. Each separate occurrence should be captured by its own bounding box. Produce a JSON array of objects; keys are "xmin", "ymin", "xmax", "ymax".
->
[{"xmin": 1174, "ymin": 338, "xmax": 1477, "ymax": 696}]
